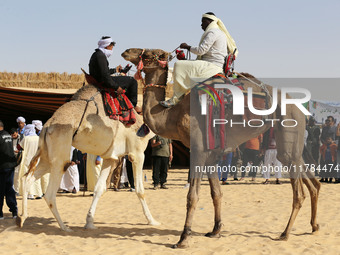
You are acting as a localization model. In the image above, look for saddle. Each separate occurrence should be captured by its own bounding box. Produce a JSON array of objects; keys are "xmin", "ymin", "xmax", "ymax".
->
[
  {"xmin": 81, "ymin": 69, "xmax": 136, "ymax": 125},
  {"xmin": 195, "ymin": 73, "xmax": 268, "ymax": 150}
]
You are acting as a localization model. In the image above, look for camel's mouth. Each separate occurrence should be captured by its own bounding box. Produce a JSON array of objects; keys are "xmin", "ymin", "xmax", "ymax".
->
[
  {"xmin": 121, "ymin": 51, "xmax": 130, "ymax": 61},
  {"xmin": 121, "ymin": 48, "xmax": 143, "ymax": 64}
]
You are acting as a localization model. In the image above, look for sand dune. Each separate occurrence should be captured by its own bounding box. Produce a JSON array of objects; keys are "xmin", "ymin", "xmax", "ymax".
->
[{"xmin": 0, "ymin": 169, "xmax": 339, "ymax": 255}]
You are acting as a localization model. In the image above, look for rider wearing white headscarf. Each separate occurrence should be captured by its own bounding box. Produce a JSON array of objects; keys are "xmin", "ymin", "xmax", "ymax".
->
[
  {"xmin": 89, "ymin": 36, "xmax": 138, "ymax": 106},
  {"xmin": 160, "ymin": 12, "xmax": 238, "ymax": 108}
]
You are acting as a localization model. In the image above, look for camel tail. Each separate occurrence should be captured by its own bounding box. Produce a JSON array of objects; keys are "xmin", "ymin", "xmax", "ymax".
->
[{"xmin": 24, "ymin": 127, "xmax": 48, "ymax": 177}]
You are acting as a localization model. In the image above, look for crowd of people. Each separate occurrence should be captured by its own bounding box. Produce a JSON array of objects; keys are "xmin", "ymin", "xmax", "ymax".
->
[{"xmin": 217, "ymin": 116, "xmax": 340, "ymax": 185}]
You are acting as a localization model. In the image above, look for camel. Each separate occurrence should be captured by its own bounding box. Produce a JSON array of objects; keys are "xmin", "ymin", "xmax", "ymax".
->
[
  {"xmin": 16, "ymin": 84, "xmax": 159, "ymax": 231},
  {"xmin": 122, "ymin": 48, "xmax": 321, "ymax": 248}
]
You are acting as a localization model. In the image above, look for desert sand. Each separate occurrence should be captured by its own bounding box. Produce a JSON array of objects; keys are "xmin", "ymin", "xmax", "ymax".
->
[{"xmin": 0, "ymin": 169, "xmax": 339, "ymax": 255}]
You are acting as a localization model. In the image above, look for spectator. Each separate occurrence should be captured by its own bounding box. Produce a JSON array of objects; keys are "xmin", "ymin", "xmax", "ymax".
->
[
  {"xmin": 16, "ymin": 116, "xmax": 26, "ymax": 139},
  {"xmin": 125, "ymin": 156, "xmax": 135, "ymax": 192},
  {"xmin": 306, "ymin": 117, "xmax": 321, "ymax": 164},
  {"xmin": 119, "ymin": 158, "xmax": 129, "ymax": 189},
  {"xmin": 9, "ymin": 128, "xmax": 21, "ymax": 194},
  {"xmin": 320, "ymin": 116, "xmax": 336, "ymax": 144},
  {"xmin": 232, "ymin": 147, "xmax": 242, "ymax": 180},
  {"xmin": 240, "ymin": 135, "xmax": 262, "ymax": 181},
  {"xmin": 219, "ymin": 152, "xmax": 233, "ymax": 185},
  {"xmin": 0, "ymin": 120, "xmax": 18, "ymax": 219},
  {"xmin": 262, "ymin": 127, "xmax": 282, "ymax": 184},
  {"xmin": 319, "ymin": 136, "xmax": 337, "ymax": 183},
  {"xmin": 151, "ymin": 135, "xmax": 173, "ymax": 189},
  {"xmin": 77, "ymin": 150, "xmax": 86, "ymax": 185},
  {"xmin": 86, "ymin": 154, "xmax": 102, "ymax": 192},
  {"xmin": 32, "ymin": 120, "xmax": 43, "ymax": 136},
  {"xmin": 18, "ymin": 124, "xmax": 44, "ymax": 199},
  {"xmin": 60, "ymin": 147, "xmax": 80, "ymax": 193}
]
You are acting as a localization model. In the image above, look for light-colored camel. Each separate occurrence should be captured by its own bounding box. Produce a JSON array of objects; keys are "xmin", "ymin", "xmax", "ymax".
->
[
  {"xmin": 122, "ymin": 48, "xmax": 321, "ymax": 248},
  {"xmin": 16, "ymin": 84, "xmax": 159, "ymax": 231}
]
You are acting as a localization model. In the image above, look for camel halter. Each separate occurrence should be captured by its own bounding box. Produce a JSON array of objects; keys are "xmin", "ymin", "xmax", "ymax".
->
[{"xmin": 134, "ymin": 49, "xmax": 168, "ymax": 92}]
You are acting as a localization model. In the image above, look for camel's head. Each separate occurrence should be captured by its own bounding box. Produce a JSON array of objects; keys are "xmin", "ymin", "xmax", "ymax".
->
[{"xmin": 121, "ymin": 48, "xmax": 170, "ymax": 69}]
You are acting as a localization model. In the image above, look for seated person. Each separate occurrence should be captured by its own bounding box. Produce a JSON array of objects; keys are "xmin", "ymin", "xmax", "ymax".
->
[
  {"xmin": 160, "ymin": 12, "xmax": 238, "ymax": 108},
  {"xmin": 89, "ymin": 36, "xmax": 138, "ymax": 107}
]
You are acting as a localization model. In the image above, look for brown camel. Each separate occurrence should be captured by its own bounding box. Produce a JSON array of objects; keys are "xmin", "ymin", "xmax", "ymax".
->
[
  {"xmin": 16, "ymin": 84, "xmax": 159, "ymax": 231},
  {"xmin": 122, "ymin": 48, "xmax": 321, "ymax": 248}
]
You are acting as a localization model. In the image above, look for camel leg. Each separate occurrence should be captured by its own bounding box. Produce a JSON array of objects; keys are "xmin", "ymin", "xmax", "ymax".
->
[
  {"xmin": 43, "ymin": 166, "xmax": 72, "ymax": 232},
  {"xmin": 279, "ymin": 176, "xmax": 306, "ymax": 240},
  {"xmin": 205, "ymin": 176, "xmax": 223, "ymax": 238},
  {"xmin": 302, "ymin": 170, "xmax": 321, "ymax": 233},
  {"xmin": 173, "ymin": 176, "xmax": 202, "ymax": 248},
  {"xmin": 130, "ymin": 152, "xmax": 160, "ymax": 226},
  {"xmin": 85, "ymin": 159, "xmax": 116, "ymax": 229},
  {"xmin": 17, "ymin": 162, "xmax": 49, "ymax": 228}
]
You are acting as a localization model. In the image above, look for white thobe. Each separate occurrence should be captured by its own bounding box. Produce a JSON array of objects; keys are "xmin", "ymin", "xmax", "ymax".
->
[
  {"xmin": 60, "ymin": 147, "xmax": 80, "ymax": 192},
  {"xmin": 172, "ymin": 28, "xmax": 227, "ymax": 99},
  {"xmin": 18, "ymin": 136, "xmax": 43, "ymax": 196},
  {"xmin": 262, "ymin": 149, "xmax": 282, "ymax": 179},
  {"xmin": 86, "ymin": 154, "xmax": 103, "ymax": 192}
]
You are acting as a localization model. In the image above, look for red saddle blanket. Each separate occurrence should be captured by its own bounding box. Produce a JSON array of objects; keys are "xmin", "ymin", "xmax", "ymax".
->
[
  {"xmin": 82, "ymin": 69, "xmax": 136, "ymax": 125},
  {"xmin": 101, "ymin": 87, "xmax": 136, "ymax": 125}
]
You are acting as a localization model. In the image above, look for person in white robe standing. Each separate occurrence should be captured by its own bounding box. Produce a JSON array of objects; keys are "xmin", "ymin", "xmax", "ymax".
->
[
  {"xmin": 31, "ymin": 120, "xmax": 50, "ymax": 195},
  {"xmin": 86, "ymin": 154, "xmax": 103, "ymax": 192},
  {"xmin": 18, "ymin": 124, "xmax": 43, "ymax": 199},
  {"xmin": 60, "ymin": 146, "xmax": 80, "ymax": 193}
]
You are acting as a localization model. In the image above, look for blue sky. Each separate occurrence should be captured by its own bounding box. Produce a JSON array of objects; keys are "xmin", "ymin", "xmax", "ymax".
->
[{"xmin": 0, "ymin": 0, "xmax": 339, "ymax": 99}]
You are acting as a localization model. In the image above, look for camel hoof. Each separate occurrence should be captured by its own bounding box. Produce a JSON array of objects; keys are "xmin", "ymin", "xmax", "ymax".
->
[
  {"xmin": 205, "ymin": 232, "xmax": 221, "ymax": 238},
  {"xmin": 171, "ymin": 241, "xmax": 189, "ymax": 249},
  {"xmin": 16, "ymin": 216, "xmax": 24, "ymax": 228},
  {"xmin": 277, "ymin": 233, "xmax": 288, "ymax": 241},
  {"xmin": 312, "ymin": 224, "xmax": 320, "ymax": 234},
  {"xmin": 62, "ymin": 226, "xmax": 73, "ymax": 232},
  {"xmin": 84, "ymin": 223, "xmax": 97, "ymax": 230},
  {"xmin": 149, "ymin": 220, "xmax": 161, "ymax": 226}
]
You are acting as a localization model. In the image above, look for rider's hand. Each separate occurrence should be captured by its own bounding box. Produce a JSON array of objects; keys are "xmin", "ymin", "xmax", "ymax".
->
[
  {"xmin": 116, "ymin": 65, "xmax": 122, "ymax": 73},
  {"xmin": 116, "ymin": 86, "xmax": 124, "ymax": 94},
  {"xmin": 180, "ymin": 43, "xmax": 191, "ymax": 50}
]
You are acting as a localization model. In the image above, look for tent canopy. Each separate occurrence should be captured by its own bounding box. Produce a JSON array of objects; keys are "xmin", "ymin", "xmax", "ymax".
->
[{"xmin": 0, "ymin": 86, "xmax": 74, "ymax": 129}]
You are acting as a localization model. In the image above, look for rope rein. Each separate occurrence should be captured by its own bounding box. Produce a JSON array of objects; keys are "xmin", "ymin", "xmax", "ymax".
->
[
  {"xmin": 72, "ymin": 90, "xmax": 101, "ymax": 140},
  {"xmin": 234, "ymin": 71, "xmax": 273, "ymax": 102}
]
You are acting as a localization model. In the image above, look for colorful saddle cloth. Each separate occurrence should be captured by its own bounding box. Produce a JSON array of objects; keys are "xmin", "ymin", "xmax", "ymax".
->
[
  {"xmin": 81, "ymin": 69, "xmax": 136, "ymax": 125},
  {"xmin": 195, "ymin": 73, "xmax": 267, "ymax": 150},
  {"xmin": 101, "ymin": 87, "xmax": 136, "ymax": 125}
]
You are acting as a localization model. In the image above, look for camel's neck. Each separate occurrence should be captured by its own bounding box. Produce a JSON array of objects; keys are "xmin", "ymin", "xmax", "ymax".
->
[
  {"xmin": 142, "ymin": 67, "xmax": 176, "ymax": 136},
  {"xmin": 144, "ymin": 67, "xmax": 168, "ymax": 86}
]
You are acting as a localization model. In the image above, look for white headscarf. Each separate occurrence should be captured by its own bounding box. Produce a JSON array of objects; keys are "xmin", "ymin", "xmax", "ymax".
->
[
  {"xmin": 24, "ymin": 124, "xmax": 37, "ymax": 136},
  {"xmin": 16, "ymin": 116, "xmax": 26, "ymax": 123},
  {"xmin": 32, "ymin": 120, "xmax": 43, "ymax": 131},
  {"xmin": 98, "ymin": 37, "xmax": 114, "ymax": 58},
  {"xmin": 201, "ymin": 14, "xmax": 238, "ymax": 57}
]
